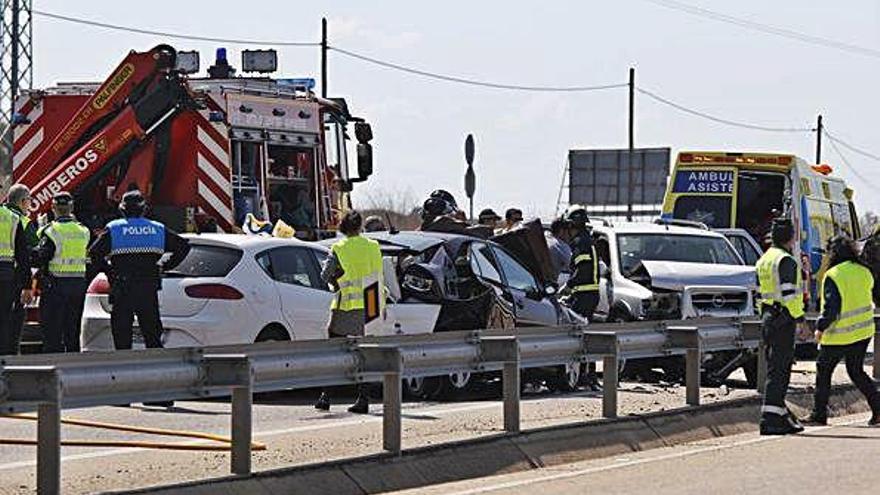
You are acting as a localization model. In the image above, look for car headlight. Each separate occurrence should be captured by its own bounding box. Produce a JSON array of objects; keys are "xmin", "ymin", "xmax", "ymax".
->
[{"xmin": 403, "ymin": 273, "xmax": 434, "ymax": 293}]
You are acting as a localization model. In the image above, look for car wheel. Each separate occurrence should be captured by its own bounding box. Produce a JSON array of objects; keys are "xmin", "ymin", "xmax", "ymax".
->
[
  {"xmin": 437, "ymin": 371, "xmax": 475, "ymax": 399},
  {"xmin": 547, "ymin": 362, "xmax": 582, "ymax": 393},
  {"xmin": 404, "ymin": 376, "xmax": 443, "ymax": 400},
  {"xmin": 255, "ymin": 325, "xmax": 290, "ymax": 343}
]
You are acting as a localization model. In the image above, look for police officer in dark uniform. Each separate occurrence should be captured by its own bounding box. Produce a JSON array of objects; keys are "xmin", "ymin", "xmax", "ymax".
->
[
  {"xmin": 3, "ymin": 184, "xmax": 37, "ymax": 355},
  {"xmin": 755, "ymin": 218, "xmax": 806, "ymax": 435},
  {"xmin": 33, "ymin": 192, "xmax": 91, "ymax": 353},
  {"xmin": 88, "ymin": 191, "xmax": 190, "ymax": 352},
  {"xmin": 0, "ymin": 186, "xmax": 32, "ymax": 355},
  {"xmin": 565, "ymin": 205, "xmax": 601, "ymax": 389}
]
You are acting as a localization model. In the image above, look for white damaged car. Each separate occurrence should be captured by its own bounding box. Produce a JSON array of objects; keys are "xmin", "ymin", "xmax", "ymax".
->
[{"xmin": 81, "ymin": 234, "xmax": 441, "ymax": 351}]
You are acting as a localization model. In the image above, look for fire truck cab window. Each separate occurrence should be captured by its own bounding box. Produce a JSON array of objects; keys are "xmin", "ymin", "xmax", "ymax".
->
[
  {"xmin": 267, "ymin": 145, "xmax": 317, "ymax": 231},
  {"xmin": 232, "ymin": 140, "xmax": 264, "ymax": 226}
]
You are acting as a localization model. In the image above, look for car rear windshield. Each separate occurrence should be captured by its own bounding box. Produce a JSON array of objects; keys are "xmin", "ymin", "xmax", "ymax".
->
[
  {"xmin": 618, "ymin": 233, "xmax": 741, "ymax": 275},
  {"xmin": 164, "ymin": 244, "xmax": 243, "ymax": 278}
]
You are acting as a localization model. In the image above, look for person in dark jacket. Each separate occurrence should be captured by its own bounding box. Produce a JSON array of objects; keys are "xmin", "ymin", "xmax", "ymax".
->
[
  {"xmin": 1, "ymin": 184, "xmax": 36, "ymax": 355},
  {"xmin": 755, "ymin": 218, "xmax": 806, "ymax": 435},
  {"xmin": 0, "ymin": 185, "xmax": 32, "ymax": 355},
  {"xmin": 89, "ymin": 190, "xmax": 190, "ymax": 353},
  {"xmin": 33, "ymin": 192, "xmax": 91, "ymax": 353}
]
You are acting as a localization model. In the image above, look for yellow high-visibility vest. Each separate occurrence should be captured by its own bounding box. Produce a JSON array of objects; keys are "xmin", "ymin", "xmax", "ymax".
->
[
  {"xmin": 820, "ymin": 261, "xmax": 875, "ymax": 346},
  {"xmin": 0, "ymin": 206, "xmax": 17, "ymax": 263},
  {"xmin": 756, "ymin": 246, "xmax": 805, "ymax": 319},
  {"xmin": 330, "ymin": 235, "xmax": 384, "ymax": 315},
  {"xmin": 41, "ymin": 220, "xmax": 90, "ymax": 277}
]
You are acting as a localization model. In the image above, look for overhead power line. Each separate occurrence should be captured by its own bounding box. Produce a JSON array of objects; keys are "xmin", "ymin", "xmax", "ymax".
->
[
  {"xmin": 636, "ymin": 87, "xmax": 812, "ymax": 133},
  {"xmin": 822, "ymin": 129, "xmax": 878, "ymax": 188},
  {"xmin": 823, "ymin": 128, "xmax": 880, "ymax": 163},
  {"xmin": 32, "ymin": 9, "xmax": 319, "ymax": 46},
  {"xmin": 641, "ymin": 0, "xmax": 880, "ymax": 59},
  {"xmin": 329, "ymin": 46, "xmax": 629, "ymax": 92}
]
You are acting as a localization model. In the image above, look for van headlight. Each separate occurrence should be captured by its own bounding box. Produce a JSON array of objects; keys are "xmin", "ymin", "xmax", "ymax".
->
[{"xmin": 641, "ymin": 292, "xmax": 681, "ymax": 319}]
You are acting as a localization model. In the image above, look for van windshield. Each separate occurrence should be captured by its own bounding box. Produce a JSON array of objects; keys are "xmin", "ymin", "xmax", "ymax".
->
[
  {"xmin": 618, "ymin": 234, "xmax": 741, "ymax": 275},
  {"xmin": 672, "ymin": 196, "xmax": 731, "ymax": 228}
]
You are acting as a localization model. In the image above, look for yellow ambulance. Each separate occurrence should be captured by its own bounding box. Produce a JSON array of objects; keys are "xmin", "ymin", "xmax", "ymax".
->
[{"xmin": 661, "ymin": 151, "xmax": 859, "ymax": 309}]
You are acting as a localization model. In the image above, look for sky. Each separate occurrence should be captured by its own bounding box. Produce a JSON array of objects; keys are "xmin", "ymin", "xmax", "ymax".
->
[{"xmin": 27, "ymin": 0, "xmax": 880, "ymax": 217}]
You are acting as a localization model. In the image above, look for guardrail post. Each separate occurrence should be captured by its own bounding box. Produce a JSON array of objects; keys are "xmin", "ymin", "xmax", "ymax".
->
[
  {"xmin": 481, "ymin": 336, "xmax": 520, "ymax": 433},
  {"xmin": 666, "ymin": 326, "xmax": 701, "ymax": 407},
  {"xmin": 874, "ymin": 316, "xmax": 880, "ymax": 381},
  {"xmin": 357, "ymin": 344, "xmax": 403, "ymax": 454},
  {"xmin": 686, "ymin": 347, "xmax": 701, "ymax": 406},
  {"xmin": 602, "ymin": 353, "xmax": 618, "ymax": 418},
  {"xmin": 203, "ymin": 354, "xmax": 253, "ymax": 475},
  {"xmin": 4, "ymin": 366, "xmax": 62, "ymax": 495}
]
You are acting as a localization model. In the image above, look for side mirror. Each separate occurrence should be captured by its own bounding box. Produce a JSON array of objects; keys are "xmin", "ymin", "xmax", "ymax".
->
[
  {"xmin": 455, "ymin": 255, "xmax": 473, "ymax": 277},
  {"xmin": 355, "ymin": 122, "xmax": 373, "ymax": 144},
  {"xmin": 357, "ymin": 143, "xmax": 373, "ymax": 180}
]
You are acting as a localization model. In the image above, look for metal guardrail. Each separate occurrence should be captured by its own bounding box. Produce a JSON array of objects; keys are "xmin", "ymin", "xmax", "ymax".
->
[{"xmin": 0, "ymin": 316, "xmax": 877, "ymax": 495}]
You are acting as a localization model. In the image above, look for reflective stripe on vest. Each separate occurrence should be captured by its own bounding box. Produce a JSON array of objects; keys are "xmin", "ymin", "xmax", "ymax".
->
[
  {"xmin": 821, "ymin": 261, "xmax": 875, "ymax": 346},
  {"xmin": 756, "ymin": 246, "xmax": 804, "ymax": 319},
  {"xmin": 43, "ymin": 221, "xmax": 90, "ymax": 277},
  {"xmin": 572, "ymin": 245, "xmax": 599, "ymax": 293},
  {"xmin": 330, "ymin": 235, "xmax": 384, "ymax": 312},
  {"xmin": 107, "ymin": 217, "xmax": 166, "ymax": 256},
  {"xmin": 0, "ymin": 206, "xmax": 17, "ymax": 263}
]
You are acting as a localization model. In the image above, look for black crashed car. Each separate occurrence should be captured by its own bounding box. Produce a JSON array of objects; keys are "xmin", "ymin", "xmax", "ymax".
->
[{"xmin": 362, "ymin": 222, "xmax": 587, "ymax": 397}]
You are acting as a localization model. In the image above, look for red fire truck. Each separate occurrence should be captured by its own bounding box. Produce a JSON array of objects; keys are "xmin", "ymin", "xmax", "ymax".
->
[{"xmin": 12, "ymin": 45, "xmax": 373, "ymax": 237}]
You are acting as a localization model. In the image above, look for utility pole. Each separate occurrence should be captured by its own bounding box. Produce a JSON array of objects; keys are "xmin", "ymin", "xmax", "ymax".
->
[
  {"xmin": 815, "ymin": 114, "xmax": 823, "ymax": 164},
  {"xmin": 321, "ymin": 17, "xmax": 328, "ymax": 99},
  {"xmin": 627, "ymin": 67, "xmax": 635, "ymax": 221},
  {"xmin": 0, "ymin": 0, "xmax": 33, "ymax": 173}
]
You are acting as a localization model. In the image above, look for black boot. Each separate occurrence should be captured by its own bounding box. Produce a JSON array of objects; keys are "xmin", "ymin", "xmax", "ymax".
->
[
  {"xmin": 314, "ymin": 392, "xmax": 331, "ymax": 411},
  {"xmin": 347, "ymin": 395, "xmax": 369, "ymax": 414},
  {"xmin": 801, "ymin": 413, "xmax": 827, "ymax": 426},
  {"xmin": 760, "ymin": 415, "xmax": 801, "ymax": 436}
]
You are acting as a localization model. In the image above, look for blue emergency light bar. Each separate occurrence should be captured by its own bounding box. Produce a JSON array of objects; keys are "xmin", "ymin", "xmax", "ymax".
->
[{"xmin": 277, "ymin": 78, "xmax": 316, "ymax": 90}]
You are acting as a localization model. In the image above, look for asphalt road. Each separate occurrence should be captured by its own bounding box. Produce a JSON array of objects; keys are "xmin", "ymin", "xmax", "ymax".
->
[
  {"xmin": 394, "ymin": 414, "xmax": 880, "ymax": 495},
  {"xmin": 0, "ymin": 361, "xmax": 859, "ymax": 494}
]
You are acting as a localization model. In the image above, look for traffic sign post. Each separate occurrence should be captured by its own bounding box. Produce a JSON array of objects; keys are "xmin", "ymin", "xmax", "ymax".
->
[{"xmin": 465, "ymin": 134, "xmax": 476, "ymax": 221}]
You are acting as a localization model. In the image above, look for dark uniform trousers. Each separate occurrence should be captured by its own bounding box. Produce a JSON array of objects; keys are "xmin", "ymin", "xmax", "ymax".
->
[
  {"xmin": 111, "ymin": 280, "xmax": 164, "ymax": 350},
  {"xmin": 571, "ymin": 292, "xmax": 599, "ymax": 321},
  {"xmin": 762, "ymin": 309, "xmax": 796, "ymax": 413},
  {"xmin": 814, "ymin": 338, "xmax": 880, "ymax": 419},
  {"xmin": 0, "ymin": 281, "xmax": 21, "ymax": 355},
  {"xmin": 41, "ymin": 278, "xmax": 88, "ymax": 353}
]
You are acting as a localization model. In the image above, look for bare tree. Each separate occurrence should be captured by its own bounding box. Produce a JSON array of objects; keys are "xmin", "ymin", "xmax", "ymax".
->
[{"xmin": 861, "ymin": 211, "xmax": 879, "ymax": 236}]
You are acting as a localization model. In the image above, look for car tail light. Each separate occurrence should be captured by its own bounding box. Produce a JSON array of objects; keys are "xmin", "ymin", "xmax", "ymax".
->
[
  {"xmin": 184, "ymin": 283, "xmax": 244, "ymax": 300},
  {"xmin": 87, "ymin": 277, "xmax": 111, "ymax": 295}
]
